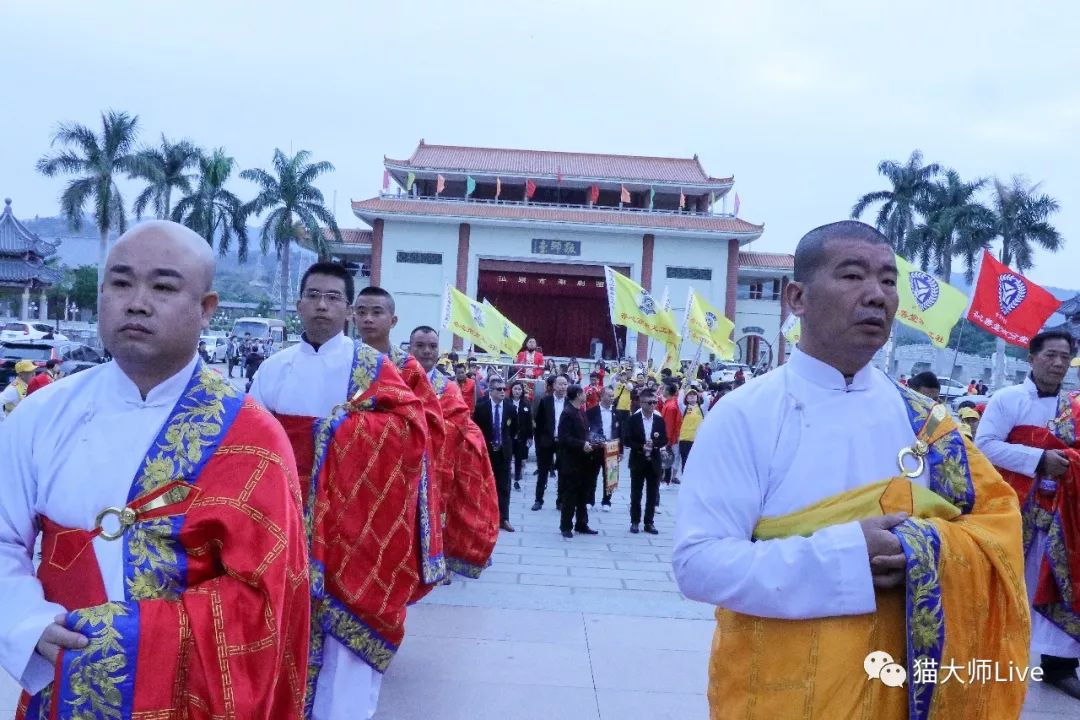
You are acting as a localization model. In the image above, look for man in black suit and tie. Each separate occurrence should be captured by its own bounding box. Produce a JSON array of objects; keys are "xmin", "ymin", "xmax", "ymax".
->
[
  {"xmin": 473, "ymin": 376, "xmax": 517, "ymax": 532},
  {"xmin": 625, "ymin": 387, "xmax": 667, "ymax": 535},
  {"xmin": 586, "ymin": 385, "xmax": 622, "ymax": 511},
  {"xmin": 532, "ymin": 374, "xmax": 569, "ymax": 511},
  {"xmin": 557, "ymin": 385, "xmax": 598, "ymax": 538}
]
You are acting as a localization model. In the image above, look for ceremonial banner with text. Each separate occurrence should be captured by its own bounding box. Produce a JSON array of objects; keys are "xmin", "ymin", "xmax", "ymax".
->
[
  {"xmin": 604, "ymin": 267, "xmax": 680, "ymax": 347},
  {"xmin": 684, "ymin": 288, "xmax": 736, "ymax": 360},
  {"xmin": 603, "ymin": 440, "xmax": 621, "ymax": 495},
  {"xmin": 894, "ymin": 254, "xmax": 967, "ymax": 348},
  {"xmin": 966, "ymin": 250, "xmax": 1062, "ymax": 348},
  {"xmin": 482, "ymin": 299, "xmax": 528, "ymax": 356},
  {"xmin": 441, "ymin": 285, "xmax": 507, "ymax": 352}
]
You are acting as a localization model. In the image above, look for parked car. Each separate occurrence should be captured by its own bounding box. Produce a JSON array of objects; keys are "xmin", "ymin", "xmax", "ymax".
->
[
  {"xmin": 0, "ymin": 322, "xmax": 68, "ymax": 342},
  {"xmin": 710, "ymin": 362, "xmax": 752, "ymax": 384},
  {"xmin": 200, "ymin": 335, "xmax": 228, "ymax": 363},
  {"xmin": 937, "ymin": 378, "xmax": 969, "ymax": 401},
  {"xmin": 0, "ymin": 340, "xmax": 104, "ymax": 385}
]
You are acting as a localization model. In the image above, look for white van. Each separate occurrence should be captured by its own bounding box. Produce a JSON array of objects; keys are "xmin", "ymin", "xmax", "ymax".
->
[{"xmin": 231, "ymin": 317, "xmax": 289, "ymax": 346}]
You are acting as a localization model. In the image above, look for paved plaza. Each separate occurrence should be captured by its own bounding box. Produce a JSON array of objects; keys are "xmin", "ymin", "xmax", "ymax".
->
[{"xmin": 1, "ymin": 456, "xmax": 1076, "ymax": 718}]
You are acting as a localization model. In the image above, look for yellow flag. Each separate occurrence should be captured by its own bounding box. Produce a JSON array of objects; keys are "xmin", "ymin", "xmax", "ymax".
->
[
  {"xmin": 685, "ymin": 288, "xmax": 736, "ymax": 360},
  {"xmin": 440, "ymin": 285, "xmax": 506, "ymax": 353},
  {"xmin": 604, "ymin": 266, "xmax": 680, "ymax": 347},
  {"xmin": 894, "ymin": 254, "xmax": 967, "ymax": 348},
  {"xmin": 482, "ymin": 299, "xmax": 527, "ymax": 356},
  {"xmin": 781, "ymin": 314, "xmax": 801, "ymax": 344}
]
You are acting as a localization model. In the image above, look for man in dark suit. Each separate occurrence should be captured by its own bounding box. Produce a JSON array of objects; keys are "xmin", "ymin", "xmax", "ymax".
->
[
  {"xmin": 625, "ymin": 387, "xmax": 667, "ymax": 535},
  {"xmin": 557, "ymin": 385, "xmax": 598, "ymax": 538},
  {"xmin": 586, "ymin": 385, "xmax": 622, "ymax": 510},
  {"xmin": 532, "ymin": 374, "xmax": 569, "ymax": 511},
  {"xmin": 473, "ymin": 376, "xmax": 517, "ymax": 532}
]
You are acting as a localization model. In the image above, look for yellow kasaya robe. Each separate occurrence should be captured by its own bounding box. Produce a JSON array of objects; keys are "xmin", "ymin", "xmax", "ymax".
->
[{"xmin": 708, "ymin": 398, "xmax": 1031, "ymax": 720}]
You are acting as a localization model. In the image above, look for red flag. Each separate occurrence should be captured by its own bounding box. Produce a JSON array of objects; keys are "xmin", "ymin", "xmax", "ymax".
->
[
  {"xmin": 526, "ymin": 179, "xmax": 537, "ymax": 199},
  {"xmin": 495, "ymin": 177, "xmax": 502, "ymax": 199},
  {"xmin": 620, "ymin": 185, "xmax": 630, "ymax": 204},
  {"xmin": 589, "ymin": 184, "xmax": 599, "ymax": 204},
  {"xmin": 382, "ymin": 169, "xmax": 390, "ymax": 191},
  {"xmin": 436, "ymin": 174, "xmax": 446, "ymax": 195},
  {"xmin": 556, "ymin": 168, "xmax": 563, "ymax": 185},
  {"xmin": 966, "ymin": 250, "xmax": 1062, "ymax": 347}
]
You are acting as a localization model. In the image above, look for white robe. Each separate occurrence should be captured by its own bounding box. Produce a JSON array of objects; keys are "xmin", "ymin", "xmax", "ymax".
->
[
  {"xmin": 672, "ymin": 348, "xmax": 930, "ymax": 619},
  {"xmin": 248, "ymin": 332, "xmax": 383, "ymax": 720},
  {"xmin": 0, "ymin": 354, "xmax": 199, "ymax": 694},
  {"xmin": 975, "ymin": 377, "xmax": 1080, "ymax": 659}
]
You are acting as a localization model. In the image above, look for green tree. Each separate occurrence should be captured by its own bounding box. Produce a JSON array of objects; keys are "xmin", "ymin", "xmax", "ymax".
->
[
  {"xmin": 986, "ymin": 176, "xmax": 1063, "ymax": 387},
  {"xmin": 906, "ymin": 170, "xmax": 994, "ymax": 283},
  {"xmin": 241, "ymin": 149, "xmax": 342, "ymax": 319},
  {"xmin": 68, "ymin": 265, "xmax": 99, "ymax": 313},
  {"xmin": 129, "ymin": 134, "xmax": 201, "ymax": 220},
  {"xmin": 172, "ymin": 148, "xmax": 250, "ymax": 259},
  {"xmin": 36, "ymin": 110, "xmax": 139, "ymax": 289},
  {"xmin": 851, "ymin": 150, "xmax": 941, "ymax": 254},
  {"xmin": 988, "ymin": 176, "xmax": 1063, "ymax": 272}
]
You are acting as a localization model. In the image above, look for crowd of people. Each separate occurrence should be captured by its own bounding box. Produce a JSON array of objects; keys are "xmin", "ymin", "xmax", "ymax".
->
[{"xmin": 1, "ymin": 218, "xmax": 1079, "ymax": 720}]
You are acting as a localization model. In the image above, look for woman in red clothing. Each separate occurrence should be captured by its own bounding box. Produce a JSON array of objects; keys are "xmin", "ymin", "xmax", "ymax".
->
[{"xmin": 515, "ymin": 337, "xmax": 545, "ymax": 379}]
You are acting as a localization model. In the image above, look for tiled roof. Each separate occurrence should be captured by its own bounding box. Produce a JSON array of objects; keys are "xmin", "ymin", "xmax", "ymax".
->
[
  {"xmin": 352, "ymin": 197, "xmax": 763, "ymax": 238},
  {"xmin": 386, "ymin": 141, "xmax": 734, "ymax": 187},
  {"xmin": 0, "ymin": 258, "xmax": 63, "ymax": 284},
  {"xmin": 0, "ymin": 199, "xmax": 58, "ymax": 257},
  {"xmin": 738, "ymin": 251, "xmax": 794, "ymax": 270},
  {"xmin": 321, "ymin": 228, "xmax": 373, "ymax": 245}
]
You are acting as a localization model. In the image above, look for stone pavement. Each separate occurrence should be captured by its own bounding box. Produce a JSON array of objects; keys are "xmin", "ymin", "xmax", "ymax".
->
[{"xmin": 1, "ymin": 458, "xmax": 1076, "ymax": 718}]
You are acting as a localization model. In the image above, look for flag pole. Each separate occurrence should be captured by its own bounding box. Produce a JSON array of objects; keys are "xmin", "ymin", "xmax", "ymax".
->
[{"xmin": 947, "ymin": 320, "xmax": 968, "ymax": 385}]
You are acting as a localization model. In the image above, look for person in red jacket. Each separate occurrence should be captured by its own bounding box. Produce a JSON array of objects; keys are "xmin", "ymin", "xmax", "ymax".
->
[
  {"xmin": 660, "ymin": 382, "xmax": 682, "ymax": 484},
  {"xmin": 24, "ymin": 360, "xmax": 60, "ymax": 396},
  {"xmin": 515, "ymin": 337, "xmax": 545, "ymax": 379}
]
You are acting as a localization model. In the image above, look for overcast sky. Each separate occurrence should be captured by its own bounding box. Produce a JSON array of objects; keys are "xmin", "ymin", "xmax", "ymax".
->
[{"xmin": 2, "ymin": 1, "xmax": 1077, "ymax": 289}]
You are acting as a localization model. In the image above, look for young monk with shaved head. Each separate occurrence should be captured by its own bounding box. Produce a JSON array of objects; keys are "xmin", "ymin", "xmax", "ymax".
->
[{"xmin": 0, "ymin": 220, "xmax": 310, "ymax": 718}]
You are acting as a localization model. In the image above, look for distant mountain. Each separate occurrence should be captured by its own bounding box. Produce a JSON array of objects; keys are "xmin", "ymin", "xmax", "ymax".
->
[{"xmin": 20, "ymin": 214, "xmax": 317, "ymax": 303}]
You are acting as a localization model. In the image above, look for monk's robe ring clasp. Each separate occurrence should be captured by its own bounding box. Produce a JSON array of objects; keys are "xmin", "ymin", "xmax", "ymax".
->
[
  {"xmin": 897, "ymin": 440, "xmax": 929, "ymax": 479},
  {"xmin": 95, "ymin": 506, "xmax": 138, "ymax": 541}
]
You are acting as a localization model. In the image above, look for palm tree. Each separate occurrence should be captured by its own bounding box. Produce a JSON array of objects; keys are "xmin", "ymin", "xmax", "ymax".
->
[
  {"xmin": 172, "ymin": 148, "xmax": 250, "ymax": 260},
  {"xmin": 906, "ymin": 170, "xmax": 994, "ymax": 283},
  {"xmin": 129, "ymin": 135, "xmax": 201, "ymax": 220},
  {"xmin": 36, "ymin": 110, "xmax": 139, "ymax": 288},
  {"xmin": 241, "ymin": 149, "xmax": 342, "ymax": 318},
  {"xmin": 988, "ymin": 175, "xmax": 1062, "ymax": 272},
  {"xmin": 851, "ymin": 150, "xmax": 941, "ymax": 254},
  {"xmin": 986, "ymin": 176, "xmax": 1063, "ymax": 389}
]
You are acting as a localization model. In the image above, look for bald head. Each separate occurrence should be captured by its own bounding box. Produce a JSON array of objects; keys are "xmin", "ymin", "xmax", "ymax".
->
[
  {"xmin": 100, "ymin": 220, "xmax": 220, "ymax": 396},
  {"xmin": 793, "ymin": 220, "xmax": 890, "ymax": 283},
  {"xmin": 110, "ymin": 220, "xmax": 216, "ymax": 292}
]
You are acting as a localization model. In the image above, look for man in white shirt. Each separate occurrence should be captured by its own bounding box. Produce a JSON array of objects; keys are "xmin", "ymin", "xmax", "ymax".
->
[
  {"xmin": 586, "ymin": 386, "xmax": 623, "ymax": 510},
  {"xmin": 532, "ymin": 374, "xmax": 568, "ymax": 511},
  {"xmin": 673, "ymin": 220, "xmax": 1029, "ymax": 718},
  {"xmin": 976, "ymin": 328, "xmax": 1080, "ymax": 700},
  {"xmin": 250, "ymin": 262, "xmax": 429, "ymax": 720}
]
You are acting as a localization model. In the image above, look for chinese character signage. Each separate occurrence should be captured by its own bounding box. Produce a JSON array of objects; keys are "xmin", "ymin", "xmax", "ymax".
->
[{"xmin": 532, "ymin": 238, "xmax": 581, "ymax": 256}]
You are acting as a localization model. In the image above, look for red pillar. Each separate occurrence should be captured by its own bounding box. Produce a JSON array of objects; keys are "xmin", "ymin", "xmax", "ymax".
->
[
  {"xmin": 636, "ymin": 233, "xmax": 655, "ymax": 361},
  {"xmin": 777, "ymin": 275, "xmax": 790, "ymax": 364},
  {"xmin": 369, "ymin": 219, "xmax": 384, "ymax": 287},
  {"xmin": 724, "ymin": 238, "xmax": 739, "ymax": 322},
  {"xmin": 453, "ymin": 223, "xmax": 471, "ymax": 350}
]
